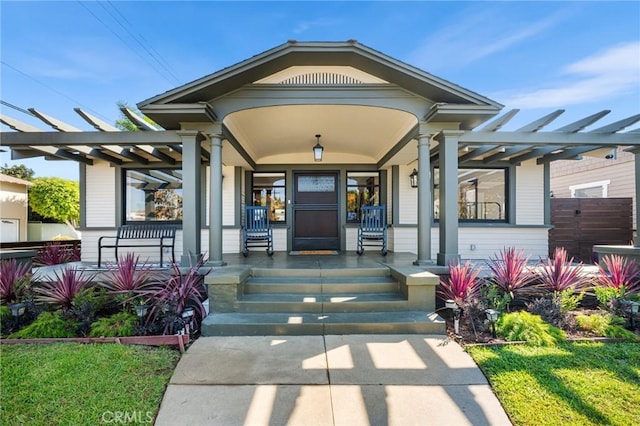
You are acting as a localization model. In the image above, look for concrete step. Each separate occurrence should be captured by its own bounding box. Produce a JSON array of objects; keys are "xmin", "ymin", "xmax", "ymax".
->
[
  {"xmin": 250, "ymin": 267, "xmax": 390, "ymax": 278},
  {"xmin": 201, "ymin": 311, "xmax": 445, "ymax": 336},
  {"xmin": 243, "ymin": 276, "xmax": 399, "ymax": 294},
  {"xmin": 237, "ymin": 292, "xmax": 408, "ymax": 313}
]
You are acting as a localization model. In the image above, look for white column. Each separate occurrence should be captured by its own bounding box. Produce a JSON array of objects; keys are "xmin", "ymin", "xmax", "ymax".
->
[
  {"xmin": 208, "ymin": 132, "xmax": 226, "ymax": 266},
  {"xmin": 177, "ymin": 130, "xmax": 202, "ymax": 265},
  {"xmin": 414, "ymin": 133, "xmax": 433, "ymax": 265},
  {"xmin": 436, "ymin": 130, "xmax": 463, "ymax": 266}
]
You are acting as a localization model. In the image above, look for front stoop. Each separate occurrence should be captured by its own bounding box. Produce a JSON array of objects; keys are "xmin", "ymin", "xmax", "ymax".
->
[{"xmin": 203, "ymin": 266, "xmax": 444, "ymax": 336}]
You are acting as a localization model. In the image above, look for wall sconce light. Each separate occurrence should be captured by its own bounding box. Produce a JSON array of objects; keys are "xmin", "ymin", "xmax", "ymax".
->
[
  {"xmin": 409, "ymin": 168, "xmax": 418, "ymax": 188},
  {"xmin": 313, "ymin": 134, "xmax": 324, "ymax": 162}
]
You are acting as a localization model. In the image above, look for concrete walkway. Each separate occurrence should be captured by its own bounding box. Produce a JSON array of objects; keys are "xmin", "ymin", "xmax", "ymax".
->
[{"xmin": 155, "ymin": 335, "xmax": 512, "ymax": 426}]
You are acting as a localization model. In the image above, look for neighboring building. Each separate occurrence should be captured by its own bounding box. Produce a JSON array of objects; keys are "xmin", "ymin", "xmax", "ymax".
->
[
  {"xmin": 1, "ymin": 41, "xmax": 638, "ymax": 266},
  {"xmin": 551, "ymin": 147, "xmax": 637, "ymax": 230},
  {"xmin": 0, "ymin": 173, "xmax": 32, "ymax": 242}
]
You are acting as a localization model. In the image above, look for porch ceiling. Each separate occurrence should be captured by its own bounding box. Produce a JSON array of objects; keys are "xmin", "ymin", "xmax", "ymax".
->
[
  {"xmin": 223, "ymin": 104, "xmax": 417, "ymax": 165},
  {"xmin": 1, "ymin": 108, "xmax": 639, "ymax": 173}
]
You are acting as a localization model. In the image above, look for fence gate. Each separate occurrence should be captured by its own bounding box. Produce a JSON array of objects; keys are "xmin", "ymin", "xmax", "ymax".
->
[{"xmin": 549, "ymin": 198, "xmax": 633, "ymax": 262}]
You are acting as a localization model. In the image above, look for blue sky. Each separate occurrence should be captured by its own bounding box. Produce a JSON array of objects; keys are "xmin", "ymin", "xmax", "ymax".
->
[{"xmin": 1, "ymin": 1, "xmax": 639, "ymax": 181}]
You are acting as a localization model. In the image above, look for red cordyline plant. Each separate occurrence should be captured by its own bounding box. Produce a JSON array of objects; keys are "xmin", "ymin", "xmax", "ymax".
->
[
  {"xmin": 438, "ymin": 260, "xmax": 482, "ymax": 307},
  {"xmin": 33, "ymin": 266, "xmax": 94, "ymax": 311},
  {"xmin": 101, "ymin": 253, "xmax": 163, "ymax": 303},
  {"xmin": 0, "ymin": 259, "xmax": 32, "ymax": 304},
  {"xmin": 151, "ymin": 254, "xmax": 210, "ymax": 334},
  {"xmin": 595, "ymin": 254, "xmax": 640, "ymax": 295},
  {"xmin": 486, "ymin": 247, "xmax": 536, "ymax": 300},
  {"xmin": 34, "ymin": 242, "xmax": 72, "ymax": 266},
  {"xmin": 537, "ymin": 247, "xmax": 588, "ymax": 293}
]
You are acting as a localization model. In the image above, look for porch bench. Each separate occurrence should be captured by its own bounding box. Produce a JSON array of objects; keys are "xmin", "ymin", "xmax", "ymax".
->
[{"xmin": 98, "ymin": 224, "xmax": 177, "ymax": 267}]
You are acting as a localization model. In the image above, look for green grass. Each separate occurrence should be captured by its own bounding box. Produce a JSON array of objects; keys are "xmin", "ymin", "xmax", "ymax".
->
[
  {"xmin": 468, "ymin": 342, "xmax": 640, "ymax": 426},
  {"xmin": 0, "ymin": 343, "xmax": 181, "ymax": 425}
]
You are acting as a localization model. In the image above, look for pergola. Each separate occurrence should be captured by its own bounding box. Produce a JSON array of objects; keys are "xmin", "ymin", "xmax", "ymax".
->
[{"xmin": 2, "ymin": 105, "xmax": 639, "ymax": 265}]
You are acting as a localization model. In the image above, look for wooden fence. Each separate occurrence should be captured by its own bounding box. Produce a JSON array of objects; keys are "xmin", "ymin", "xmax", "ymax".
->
[{"xmin": 549, "ymin": 198, "xmax": 632, "ymax": 262}]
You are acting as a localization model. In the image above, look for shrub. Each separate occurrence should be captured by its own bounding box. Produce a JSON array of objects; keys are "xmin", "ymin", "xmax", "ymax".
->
[
  {"xmin": 150, "ymin": 255, "xmax": 209, "ymax": 335},
  {"xmin": 486, "ymin": 247, "xmax": 536, "ymax": 306},
  {"xmin": 575, "ymin": 313, "xmax": 611, "ymax": 336},
  {"xmin": 33, "ymin": 266, "xmax": 93, "ymax": 311},
  {"xmin": 438, "ymin": 261, "xmax": 482, "ymax": 307},
  {"xmin": 496, "ymin": 311, "xmax": 566, "ymax": 346},
  {"xmin": 595, "ymin": 254, "xmax": 640, "ymax": 296},
  {"xmin": 526, "ymin": 295, "xmax": 575, "ymax": 330},
  {"xmin": 34, "ymin": 242, "xmax": 73, "ymax": 266},
  {"xmin": 594, "ymin": 286, "xmax": 623, "ymax": 308},
  {"xmin": 89, "ymin": 312, "xmax": 138, "ymax": 337},
  {"xmin": 9, "ymin": 311, "xmax": 77, "ymax": 338},
  {"xmin": 604, "ymin": 324, "xmax": 640, "ymax": 341},
  {"xmin": 537, "ymin": 247, "xmax": 588, "ymax": 294},
  {"xmin": 0, "ymin": 259, "xmax": 32, "ymax": 304},
  {"xmin": 100, "ymin": 253, "xmax": 163, "ymax": 308}
]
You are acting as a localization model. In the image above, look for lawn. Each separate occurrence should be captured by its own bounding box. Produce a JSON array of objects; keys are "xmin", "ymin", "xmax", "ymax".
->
[
  {"xmin": 0, "ymin": 343, "xmax": 181, "ymax": 425},
  {"xmin": 467, "ymin": 342, "xmax": 640, "ymax": 426}
]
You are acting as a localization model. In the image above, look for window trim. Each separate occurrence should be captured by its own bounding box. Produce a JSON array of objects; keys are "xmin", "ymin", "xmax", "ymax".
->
[
  {"xmin": 122, "ymin": 167, "xmax": 184, "ymax": 225},
  {"xmin": 346, "ymin": 171, "xmax": 380, "ymax": 223},
  {"xmin": 570, "ymin": 179, "xmax": 610, "ymax": 198},
  {"xmin": 250, "ymin": 171, "xmax": 287, "ymax": 223},
  {"xmin": 433, "ymin": 166, "xmax": 509, "ymax": 223}
]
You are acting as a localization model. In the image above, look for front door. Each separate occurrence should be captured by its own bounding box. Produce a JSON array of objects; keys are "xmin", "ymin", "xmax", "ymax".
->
[{"xmin": 292, "ymin": 171, "xmax": 340, "ymax": 251}]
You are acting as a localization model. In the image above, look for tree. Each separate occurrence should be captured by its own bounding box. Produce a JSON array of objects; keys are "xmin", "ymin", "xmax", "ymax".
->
[
  {"xmin": 29, "ymin": 177, "xmax": 80, "ymax": 227},
  {"xmin": 1, "ymin": 163, "xmax": 35, "ymax": 181},
  {"xmin": 115, "ymin": 101, "xmax": 159, "ymax": 131}
]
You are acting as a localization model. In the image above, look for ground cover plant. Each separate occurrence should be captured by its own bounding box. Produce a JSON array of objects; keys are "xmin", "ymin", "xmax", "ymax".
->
[
  {"xmin": 0, "ymin": 253, "xmax": 208, "ymax": 339},
  {"xmin": 0, "ymin": 343, "xmax": 180, "ymax": 425},
  {"xmin": 440, "ymin": 248, "xmax": 640, "ymax": 344},
  {"xmin": 467, "ymin": 342, "xmax": 640, "ymax": 426}
]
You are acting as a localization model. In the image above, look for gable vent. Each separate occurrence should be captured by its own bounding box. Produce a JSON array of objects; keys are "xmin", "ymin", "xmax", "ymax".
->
[{"xmin": 280, "ymin": 72, "xmax": 365, "ymax": 85}]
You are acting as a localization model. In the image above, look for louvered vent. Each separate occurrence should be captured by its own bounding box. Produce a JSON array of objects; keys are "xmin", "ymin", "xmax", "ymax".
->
[{"xmin": 280, "ymin": 73, "xmax": 365, "ymax": 85}]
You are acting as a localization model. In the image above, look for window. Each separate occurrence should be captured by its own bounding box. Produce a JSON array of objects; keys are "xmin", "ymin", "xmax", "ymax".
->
[
  {"xmin": 434, "ymin": 168, "xmax": 506, "ymax": 221},
  {"xmin": 570, "ymin": 180, "xmax": 609, "ymax": 198},
  {"xmin": 251, "ymin": 172, "xmax": 286, "ymax": 222},
  {"xmin": 346, "ymin": 172, "xmax": 379, "ymax": 222},
  {"xmin": 124, "ymin": 169, "xmax": 183, "ymax": 223}
]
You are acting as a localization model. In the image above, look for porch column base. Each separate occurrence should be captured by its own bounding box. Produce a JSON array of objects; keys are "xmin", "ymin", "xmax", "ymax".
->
[
  {"xmin": 205, "ymin": 267, "xmax": 250, "ymax": 313},
  {"xmin": 413, "ymin": 259, "xmax": 435, "ymax": 266},
  {"xmin": 437, "ymin": 252, "xmax": 460, "ymax": 266},
  {"xmin": 206, "ymin": 260, "xmax": 228, "ymax": 267}
]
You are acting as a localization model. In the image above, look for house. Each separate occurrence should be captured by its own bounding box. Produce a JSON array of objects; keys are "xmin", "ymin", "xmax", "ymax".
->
[
  {"xmin": 1, "ymin": 41, "xmax": 639, "ymax": 267},
  {"xmin": 0, "ymin": 173, "xmax": 32, "ymax": 242}
]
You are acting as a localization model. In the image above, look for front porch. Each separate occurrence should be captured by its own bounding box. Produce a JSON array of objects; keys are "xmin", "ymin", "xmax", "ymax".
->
[{"xmin": 204, "ymin": 252, "xmax": 445, "ymax": 335}]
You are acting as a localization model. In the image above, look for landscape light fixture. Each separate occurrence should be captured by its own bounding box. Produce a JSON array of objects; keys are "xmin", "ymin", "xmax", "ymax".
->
[
  {"xmin": 8, "ymin": 302, "xmax": 26, "ymax": 328},
  {"xmin": 409, "ymin": 169, "xmax": 418, "ymax": 188},
  {"xmin": 181, "ymin": 307, "xmax": 195, "ymax": 335},
  {"xmin": 484, "ymin": 308, "xmax": 501, "ymax": 338},
  {"xmin": 135, "ymin": 304, "xmax": 149, "ymax": 319},
  {"xmin": 313, "ymin": 134, "xmax": 324, "ymax": 162},
  {"xmin": 445, "ymin": 299, "xmax": 461, "ymax": 335},
  {"xmin": 9, "ymin": 302, "xmax": 26, "ymax": 318},
  {"xmin": 624, "ymin": 300, "xmax": 639, "ymax": 329}
]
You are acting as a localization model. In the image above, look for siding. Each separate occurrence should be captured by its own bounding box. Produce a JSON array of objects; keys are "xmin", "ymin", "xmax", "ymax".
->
[
  {"xmin": 551, "ymin": 151, "xmax": 636, "ymax": 229},
  {"xmin": 85, "ymin": 161, "xmax": 116, "ymax": 227},
  {"xmin": 398, "ymin": 165, "xmax": 417, "ymax": 224},
  {"xmin": 515, "ymin": 160, "xmax": 544, "ymax": 225},
  {"xmin": 388, "ymin": 226, "xmax": 548, "ymax": 260}
]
